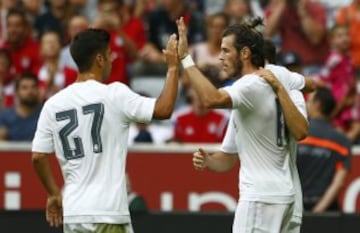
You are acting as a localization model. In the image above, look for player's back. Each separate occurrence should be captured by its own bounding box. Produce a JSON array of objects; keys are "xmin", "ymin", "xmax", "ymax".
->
[{"xmin": 38, "ymin": 80, "xmax": 155, "ymax": 224}]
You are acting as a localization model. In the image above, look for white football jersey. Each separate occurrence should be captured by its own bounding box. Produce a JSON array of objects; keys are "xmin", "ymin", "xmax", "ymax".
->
[
  {"xmin": 32, "ymin": 80, "xmax": 156, "ymax": 224},
  {"xmin": 221, "ymin": 68, "xmax": 304, "ymax": 204},
  {"xmin": 288, "ymin": 90, "xmax": 307, "ymax": 224}
]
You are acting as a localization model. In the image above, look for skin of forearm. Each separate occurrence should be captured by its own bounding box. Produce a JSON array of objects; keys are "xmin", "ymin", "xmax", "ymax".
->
[
  {"xmin": 313, "ymin": 170, "xmax": 347, "ymax": 212},
  {"xmin": 264, "ymin": 3, "xmax": 285, "ymax": 37},
  {"xmin": 206, "ymin": 152, "xmax": 238, "ymax": 173},
  {"xmin": 300, "ymin": 16, "xmax": 324, "ymax": 45},
  {"xmin": 153, "ymin": 66, "xmax": 179, "ymax": 119},
  {"xmin": 276, "ymin": 86, "xmax": 308, "ymax": 140},
  {"xmin": 32, "ymin": 153, "xmax": 60, "ymax": 196},
  {"xmin": 185, "ymin": 67, "xmax": 232, "ymax": 108}
]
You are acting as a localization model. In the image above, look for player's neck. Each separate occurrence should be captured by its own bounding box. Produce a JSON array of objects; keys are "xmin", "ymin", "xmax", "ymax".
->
[
  {"xmin": 241, "ymin": 64, "xmax": 259, "ymax": 76},
  {"xmin": 76, "ymin": 72, "xmax": 102, "ymax": 83}
]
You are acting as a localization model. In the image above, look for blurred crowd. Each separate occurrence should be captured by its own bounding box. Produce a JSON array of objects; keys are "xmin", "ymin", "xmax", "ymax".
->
[{"xmin": 0, "ymin": 0, "xmax": 360, "ymax": 146}]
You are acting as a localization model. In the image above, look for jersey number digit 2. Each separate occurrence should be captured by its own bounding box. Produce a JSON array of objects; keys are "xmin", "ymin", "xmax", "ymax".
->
[{"xmin": 56, "ymin": 103, "xmax": 104, "ymax": 160}]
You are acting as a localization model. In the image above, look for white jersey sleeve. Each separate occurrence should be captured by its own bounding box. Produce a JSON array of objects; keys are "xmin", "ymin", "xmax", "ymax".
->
[
  {"xmin": 32, "ymin": 104, "xmax": 54, "ymax": 153},
  {"xmin": 222, "ymin": 74, "xmax": 259, "ymax": 109},
  {"xmin": 220, "ymin": 113, "xmax": 237, "ymax": 154},
  {"xmin": 290, "ymin": 90, "xmax": 307, "ymax": 120},
  {"xmin": 109, "ymin": 83, "xmax": 156, "ymax": 123},
  {"xmin": 265, "ymin": 64, "xmax": 305, "ymax": 90}
]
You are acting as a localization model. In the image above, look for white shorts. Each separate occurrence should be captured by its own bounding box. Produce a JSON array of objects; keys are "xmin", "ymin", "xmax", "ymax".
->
[
  {"xmin": 63, "ymin": 223, "xmax": 133, "ymax": 233},
  {"xmin": 232, "ymin": 201, "xmax": 295, "ymax": 233}
]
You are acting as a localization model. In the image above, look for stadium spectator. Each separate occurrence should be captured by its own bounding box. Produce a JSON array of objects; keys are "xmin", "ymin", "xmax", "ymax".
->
[
  {"xmin": 297, "ymin": 88, "xmax": 352, "ymax": 212},
  {"xmin": 264, "ymin": 0, "xmax": 329, "ymax": 75},
  {"xmin": 34, "ymin": 0, "xmax": 77, "ymax": 43},
  {"xmin": 38, "ymin": 31, "xmax": 77, "ymax": 101},
  {"xmin": 133, "ymin": 0, "xmax": 205, "ymax": 76},
  {"xmin": 0, "ymin": 0, "xmax": 22, "ymax": 43},
  {"xmin": 186, "ymin": 12, "xmax": 230, "ymax": 85},
  {"xmin": 0, "ymin": 48, "xmax": 16, "ymax": 107},
  {"xmin": 0, "ymin": 73, "xmax": 41, "ymax": 141},
  {"xmin": 93, "ymin": 0, "xmax": 138, "ymax": 84},
  {"xmin": 60, "ymin": 14, "xmax": 89, "ymax": 70},
  {"xmin": 225, "ymin": 0, "xmax": 253, "ymax": 24},
  {"xmin": 170, "ymin": 88, "xmax": 228, "ymax": 143},
  {"xmin": 314, "ymin": 25, "xmax": 360, "ymax": 143},
  {"xmin": 1, "ymin": 8, "xmax": 41, "ymax": 78},
  {"xmin": 32, "ymin": 28, "xmax": 179, "ymax": 231},
  {"xmin": 336, "ymin": 0, "xmax": 360, "ymax": 78}
]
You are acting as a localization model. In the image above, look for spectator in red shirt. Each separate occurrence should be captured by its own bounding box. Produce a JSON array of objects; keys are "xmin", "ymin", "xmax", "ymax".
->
[
  {"xmin": 264, "ymin": 0, "xmax": 328, "ymax": 76},
  {"xmin": 38, "ymin": 31, "xmax": 77, "ymax": 101},
  {"xmin": 1, "ymin": 8, "xmax": 41, "ymax": 78},
  {"xmin": 170, "ymin": 88, "xmax": 228, "ymax": 143},
  {"xmin": 315, "ymin": 25, "xmax": 360, "ymax": 143},
  {"xmin": 92, "ymin": 0, "xmax": 138, "ymax": 84},
  {"xmin": 0, "ymin": 48, "xmax": 15, "ymax": 107}
]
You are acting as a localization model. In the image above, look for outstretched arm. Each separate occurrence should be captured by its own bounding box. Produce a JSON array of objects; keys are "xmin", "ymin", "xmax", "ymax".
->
[
  {"xmin": 153, "ymin": 34, "xmax": 180, "ymax": 120},
  {"xmin": 176, "ymin": 17, "xmax": 232, "ymax": 109},
  {"xmin": 256, "ymin": 69, "xmax": 308, "ymax": 141}
]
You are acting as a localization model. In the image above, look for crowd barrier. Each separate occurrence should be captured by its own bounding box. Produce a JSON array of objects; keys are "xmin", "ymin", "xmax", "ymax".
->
[
  {"xmin": 0, "ymin": 142, "xmax": 360, "ymax": 212},
  {"xmin": 1, "ymin": 211, "xmax": 360, "ymax": 233}
]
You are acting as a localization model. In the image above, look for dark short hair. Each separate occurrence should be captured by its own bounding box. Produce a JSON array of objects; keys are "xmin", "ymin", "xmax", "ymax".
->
[
  {"xmin": 313, "ymin": 87, "xmax": 336, "ymax": 117},
  {"xmin": 15, "ymin": 73, "xmax": 39, "ymax": 91},
  {"xmin": 6, "ymin": 8, "xmax": 28, "ymax": 25},
  {"xmin": 70, "ymin": 28, "xmax": 110, "ymax": 72},
  {"xmin": 263, "ymin": 39, "xmax": 276, "ymax": 64},
  {"xmin": 222, "ymin": 17, "xmax": 265, "ymax": 67}
]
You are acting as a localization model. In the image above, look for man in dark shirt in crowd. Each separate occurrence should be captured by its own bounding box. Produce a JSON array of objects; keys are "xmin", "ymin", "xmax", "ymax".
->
[
  {"xmin": 0, "ymin": 73, "xmax": 42, "ymax": 141},
  {"xmin": 297, "ymin": 87, "xmax": 352, "ymax": 212}
]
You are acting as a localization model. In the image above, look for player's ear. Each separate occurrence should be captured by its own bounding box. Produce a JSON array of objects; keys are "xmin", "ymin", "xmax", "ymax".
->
[
  {"xmin": 241, "ymin": 46, "xmax": 251, "ymax": 60},
  {"xmin": 95, "ymin": 53, "xmax": 104, "ymax": 67}
]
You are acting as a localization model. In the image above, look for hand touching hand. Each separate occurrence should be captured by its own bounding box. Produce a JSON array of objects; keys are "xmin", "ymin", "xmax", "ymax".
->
[
  {"xmin": 46, "ymin": 194, "xmax": 63, "ymax": 228},
  {"xmin": 193, "ymin": 148, "xmax": 209, "ymax": 171},
  {"xmin": 163, "ymin": 34, "xmax": 179, "ymax": 68},
  {"xmin": 176, "ymin": 17, "xmax": 190, "ymax": 59}
]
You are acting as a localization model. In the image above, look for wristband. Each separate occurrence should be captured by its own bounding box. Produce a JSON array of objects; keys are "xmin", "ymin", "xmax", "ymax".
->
[{"xmin": 181, "ymin": 54, "xmax": 195, "ymax": 69}]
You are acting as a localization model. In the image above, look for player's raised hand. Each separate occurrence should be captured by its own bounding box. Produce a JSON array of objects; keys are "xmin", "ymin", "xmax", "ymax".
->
[
  {"xmin": 46, "ymin": 194, "xmax": 63, "ymax": 228},
  {"xmin": 163, "ymin": 33, "xmax": 179, "ymax": 68},
  {"xmin": 193, "ymin": 148, "xmax": 209, "ymax": 171},
  {"xmin": 176, "ymin": 17, "xmax": 189, "ymax": 59},
  {"xmin": 256, "ymin": 68, "xmax": 282, "ymax": 93}
]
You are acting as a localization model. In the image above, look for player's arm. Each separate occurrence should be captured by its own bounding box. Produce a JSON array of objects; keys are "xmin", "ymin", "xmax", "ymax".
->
[
  {"xmin": 176, "ymin": 17, "xmax": 232, "ymax": 109},
  {"xmin": 302, "ymin": 76, "xmax": 316, "ymax": 93},
  {"xmin": 257, "ymin": 69, "xmax": 308, "ymax": 141},
  {"xmin": 193, "ymin": 148, "xmax": 238, "ymax": 173},
  {"xmin": 312, "ymin": 168, "xmax": 347, "ymax": 213},
  {"xmin": 152, "ymin": 34, "xmax": 179, "ymax": 120},
  {"xmin": 32, "ymin": 152, "xmax": 61, "ymax": 197}
]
